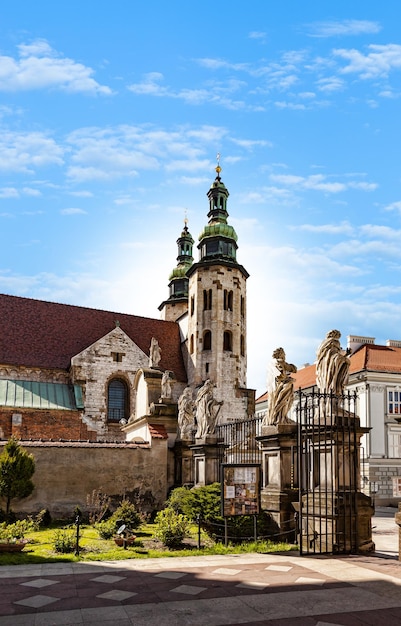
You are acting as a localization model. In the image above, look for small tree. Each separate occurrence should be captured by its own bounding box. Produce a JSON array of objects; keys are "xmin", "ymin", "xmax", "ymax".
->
[{"xmin": 0, "ymin": 438, "xmax": 35, "ymax": 518}]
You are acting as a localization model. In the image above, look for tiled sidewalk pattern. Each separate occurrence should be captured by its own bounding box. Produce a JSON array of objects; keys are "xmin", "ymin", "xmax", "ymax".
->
[{"xmin": 1, "ymin": 553, "xmax": 401, "ymax": 625}]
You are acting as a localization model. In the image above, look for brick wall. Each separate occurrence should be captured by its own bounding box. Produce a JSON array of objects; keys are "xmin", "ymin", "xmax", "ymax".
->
[{"xmin": 0, "ymin": 408, "xmax": 96, "ymax": 441}]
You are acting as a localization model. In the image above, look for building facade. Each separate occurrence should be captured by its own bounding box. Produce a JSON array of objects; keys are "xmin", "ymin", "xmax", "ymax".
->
[{"xmin": 256, "ymin": 334, "xmax": 401, "ymax": 506}]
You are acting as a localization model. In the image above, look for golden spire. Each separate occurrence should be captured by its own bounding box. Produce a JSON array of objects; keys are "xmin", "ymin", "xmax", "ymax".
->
[{"xmin": 215, "ymin": 152, "xmax": 222, "ymax": 177}]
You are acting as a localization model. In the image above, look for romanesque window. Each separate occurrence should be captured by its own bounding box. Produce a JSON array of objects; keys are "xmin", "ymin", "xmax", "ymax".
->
[
  {"xmin": 107, "ymin": 378, "xmax": 128, "ymax": 422},
  {"xmin": 224, "ymin": 289, "xmax": 233, "ymax": 311},
  {"xmin": 203, "ymin": 289, "xmax": 212, "ymax": 310},
  {"xmin": 240, "ymin": 334, "xmax": 245, "ymax": 356},
  {"xmin": 190, "ymin": 334, "xmax": 194, "ymax": 354},
  {"xmin": 223, "ymin": 330, "xmax": 232, "ymax": 351},
  {"xmin": 203, "ymin": 330, "xmax": 212, "ymax": 351},
  {"xmin": 240, "ymin": 296, "xmax": 245, "ymax": 317},
  {"xmin": 190, "ymin": 295, "xmax": 195, "ymax": 316}
]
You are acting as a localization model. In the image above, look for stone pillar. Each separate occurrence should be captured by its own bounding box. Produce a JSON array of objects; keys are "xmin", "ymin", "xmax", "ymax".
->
[
  {"xmin": 190, "ymin": 435, "xmax": 226, "ymax": 486},
  {"xmin": 256, "ymin": 423, "xmax": 298, "ymax": 542},
  {"xmin": 300, "ymin": 412, "xmax": 374, "ymax": 553},
  {"xmin": 174, "ymin": 440, "xmax": 194, "ymax": 487}
]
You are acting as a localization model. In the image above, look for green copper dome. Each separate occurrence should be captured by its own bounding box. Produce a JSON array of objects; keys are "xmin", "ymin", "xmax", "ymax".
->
[{"xmin": 199, "ymin": 222, "xmax": 238, "ymax": 243}]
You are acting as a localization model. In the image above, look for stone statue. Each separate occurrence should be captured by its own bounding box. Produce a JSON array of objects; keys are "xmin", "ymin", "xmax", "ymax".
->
[
  {"xmin": 177, "ymin": 386, "xmax": 195, "ymax": 440},
  {"xmin": 161, "ymin": 370, "xmax": 172, "ymax": 399},
  {"xmin": 149, "ymin": 337, "xmax": 161, "ymax": 368},
  {"xmin": 194, "ymin": 379, "xmax": 223, "ymax": 438},
  {"xmin": 263, "ymin": 347, "xmax": 297, "ymax": 426},
  {"xmin": 316, "ymin": 330, "xmax": 350, "ymax": 396}
]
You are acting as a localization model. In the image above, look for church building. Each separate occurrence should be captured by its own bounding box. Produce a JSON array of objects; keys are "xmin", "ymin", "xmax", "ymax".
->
[{"xmin": 0, "ymin": 164, "xmax": 255, "ymax": 516}]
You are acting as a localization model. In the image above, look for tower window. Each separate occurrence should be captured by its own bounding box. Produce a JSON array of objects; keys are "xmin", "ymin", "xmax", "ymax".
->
[
  {"xmin": 191, "ymin": 295, "xmax": 195, "ymax": 316},
  {"xmin": 203, "ymin": 330, "xmax": 212, "ymax": 351},
  {"xmin": 240, "ymin": 334, "xmax": 245, "ymax": 356},
  {"xmin": 190, "ymin": 334, "xmax": 194, "ymax": 354},
  {"xmin": 240, "ymin": 296, "xmax": 245, "ymax": 317},
  {"xmin": 107, "ymin": 378, "xmax": 128, "ymax": 422},
  {"xmin": 223, "ymin": 331, "xmax": 233, "ymax": 351},
  {"xmin": 203, "ymin": 289, "xmax": 212, "ymax": 310},
  {"xmin": 224, "ymin": 289, "xmax": 233, "ymax": 311}
]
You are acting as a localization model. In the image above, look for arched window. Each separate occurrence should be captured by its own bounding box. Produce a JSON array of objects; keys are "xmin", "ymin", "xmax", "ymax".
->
[
  {"xmin": 190, "ymin": 295, "xmax": 195, "ymax": 316},
  {"xmin": 223, "ymin": 331, "xmax": 232, "ymax": 351},
  {"xmin": 240, "ymin": 334, "xmax": 245, "ymax": 356},
  {"xmin": 203, "ymin": 330, "xmax": 212, "ymax": 351},
  {"xmin": 190, "ymin": 334, "xmax": 194, "ymax": 354},
  {"xmin": 224, "ymin": 289, "xmax": 233, "ymax": 311},
  {"xmin": 107, "ymin": 378, "xmax": 128, "ymax": 422},
  {"xmin": 203, "ymin": 289, "xmax": 212, "ymax": 310},
  {"xmin": 240, "ymin": 296, "xmax": 245, "ymax": 317}
]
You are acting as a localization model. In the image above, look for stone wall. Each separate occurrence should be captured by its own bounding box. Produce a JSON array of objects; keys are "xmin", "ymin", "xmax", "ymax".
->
[
  {"xmin": 1, "ymin": 440, "xmax": 169, "ymax": 518},
  {"xmin": 0, "ymin": 408, "xmax": 96, "ymax": 442}
]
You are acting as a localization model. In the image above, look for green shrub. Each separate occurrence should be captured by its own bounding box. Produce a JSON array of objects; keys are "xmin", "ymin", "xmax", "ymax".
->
[
  {"xmin": 154, "ymin": 508, "xmax": 191, "ymax": 548},
  {"xmin": 166, "ymin": 483, "xmax": 278, "ymax": 543},
  {"xmin": 94, "ymin": 499, "xmax": 142, "ymax": 540},
  {"xmin": 36, "ymin": 508, "xmax": 52, "ymax": 528},
  {"xmin": 95, "ymin": 519, "xmax": 116, "ymax": 539},
  {"xmin": 52, "ymin": 528, "xmax": 76, "ymax": 553},
  {"xmin": 0, "ymin": 519, "xmax": 36, "ymax": 543},
  {"xmin": 112, "ymin": 499, "xmax": 142, "ymax": 530}
]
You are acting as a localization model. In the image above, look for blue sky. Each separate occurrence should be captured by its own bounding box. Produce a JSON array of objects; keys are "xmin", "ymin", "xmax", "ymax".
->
[{"xmin": 2, "ymin": 1, "xmax": 401, "ymax": 396}]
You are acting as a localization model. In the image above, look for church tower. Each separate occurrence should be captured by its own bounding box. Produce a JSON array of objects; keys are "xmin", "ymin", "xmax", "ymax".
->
[
  {"xmin": 159, "ymin": 219, "xmax": 194, "ymax": 322},
  {"xmin": 186, "ymin": 159, "xmax": 254, "ymax": 422}
]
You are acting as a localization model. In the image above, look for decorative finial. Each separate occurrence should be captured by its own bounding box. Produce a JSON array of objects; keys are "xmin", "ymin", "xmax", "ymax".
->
[
  {"xmin": 215, "ymin": 152, "xmax": 222, "ymax": 178},
  {"xmin": 115, "ymin": 319, "xmax": 120, "ymax": 327},
  {"xmin": 184, "ymin": 208, "xmax": 188, "ymax": 228}
]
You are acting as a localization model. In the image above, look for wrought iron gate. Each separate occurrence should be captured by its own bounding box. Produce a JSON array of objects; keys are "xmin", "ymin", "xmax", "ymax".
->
[{"xmin": 295, "ymin": 389, "xmax": 360, "ymax": 555}]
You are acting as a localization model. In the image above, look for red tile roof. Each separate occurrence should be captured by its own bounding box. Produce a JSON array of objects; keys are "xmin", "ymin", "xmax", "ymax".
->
[
  {"xmin": 256, "ymin": 343, "xmax": 401, "ymax": 403},
  {"xmin": 148, "ymin": 423, "xmax": 169, "ymax": 439},
  {"xmin": 0, "ymin": 294, "xmax": 187, "ymax": 381}
]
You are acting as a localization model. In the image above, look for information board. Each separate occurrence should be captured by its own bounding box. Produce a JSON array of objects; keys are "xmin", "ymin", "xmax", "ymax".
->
[{"xmin": 221, "ymin": 464, "xmax": 260, "ymax": 517}]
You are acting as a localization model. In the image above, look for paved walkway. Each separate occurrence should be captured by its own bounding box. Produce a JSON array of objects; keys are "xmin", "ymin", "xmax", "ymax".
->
[{"xmin": 0, "ymin": 508, "xmax": 400, "ymax": 625}]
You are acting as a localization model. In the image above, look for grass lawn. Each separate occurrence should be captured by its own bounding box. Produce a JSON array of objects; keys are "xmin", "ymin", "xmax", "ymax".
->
[{"xmin": 0, "ymin": 522, "xmax": 296, "ymax": 566}]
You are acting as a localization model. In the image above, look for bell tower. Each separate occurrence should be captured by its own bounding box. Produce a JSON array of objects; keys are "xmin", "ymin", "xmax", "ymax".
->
[
  {"xmin": 159, "ymin": 218, "xmax": 194, "ymax": 322},
  {"xmin": 186, "ymin": 158, "xmax": 254, "ymax": 422}
]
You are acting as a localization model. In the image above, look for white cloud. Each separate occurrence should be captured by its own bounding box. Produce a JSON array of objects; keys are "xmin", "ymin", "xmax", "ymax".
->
[
  {"xmin": 316, "ymin": 76, "xmax": 345, "ymax": 92},
  {"xmin": 0, "ymin": 39, "xmax": 112, "ymax": 94},
  {"xmin": 249, "ymin": 31, "xmax": 267, "ymax": 42},
  {"xmin": 270, "ymin": 172, "xmax": 377, "ymax": 194},
  {"xmin": 334, "ymin": 44, "xmax": 401, "ymax": 79},
  {"xmin": 60, "ymin": 207, "xmax": 87, "ymax": 215},
  {"xmin": 297, "ymin": 221, "xmax": 354, "ymax": 235},
  {"xmin": 308, "ymin": 20, "xmax": 381, "ymax": 38},
  {"xmin": 0, "ymin": 187, "xmax": 19, "ymax": 198},
  {"xmin": 0, "ymin": 131, "xmax": 63, "ymax": 172},
  {"xmin": 384, "ymin": 200, "xmax": 401, "ymax": 213}
]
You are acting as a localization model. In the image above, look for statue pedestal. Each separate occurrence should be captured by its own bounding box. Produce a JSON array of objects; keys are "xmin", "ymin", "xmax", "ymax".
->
[
  {"xmin": 174, "ymin": 439, "xmax": 194, "ymax": 487},
  {"xmin": 257, "ymin": 423, "xmax": 298, "ymax": 542},
  {"xmin": 190, "ymin": 435, "xmax": 226, "ymax": 486},
  {"xmin": 300, "ymin": 411, "xmax": 374, "ymax": 554}
]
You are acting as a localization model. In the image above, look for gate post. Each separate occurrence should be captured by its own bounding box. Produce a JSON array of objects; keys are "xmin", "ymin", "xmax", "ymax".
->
[
  {"xmin": 257, "ymin": 423, "xmax": 298, "ymax": 542},
  {"xmin": 190, "ymin": 435, "xmax": 226, "ymax": 486}
]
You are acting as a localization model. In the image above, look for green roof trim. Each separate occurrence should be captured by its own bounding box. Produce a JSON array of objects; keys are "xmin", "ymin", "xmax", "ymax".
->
[
  {"xmin": 199, "ymin": 223, "xmax": 238, "ymax": 242},
  {"xmin": 0, "ymin": 380, "xmax": 80, "ymax": 410}
]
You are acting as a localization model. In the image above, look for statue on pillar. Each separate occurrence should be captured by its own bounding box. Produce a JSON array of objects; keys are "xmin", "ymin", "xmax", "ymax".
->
[
  {"xmin": 149, "ymin": 337, "xmax": 161, "ymax": 368},
  {"xmin": 316, "ymin": 330, "xmax": 350, "ymax": 395},
  {"xmin": 161, "ymin": 370, "xmax": 173, "ymax": 400},
  {"xmin": 263, "ymin": 347, "xmax": 297, "ymax": 426},
  {"xmin": 177, "ymin": 386, "xmax": 195, "ymax": 440},
  {"xmin": 316, "ymin": 329, "xmax": 350, "ymax": 417},
  {"xmin": 194, "ymin": 379, "xmax": 223, "ymax": 438}
]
